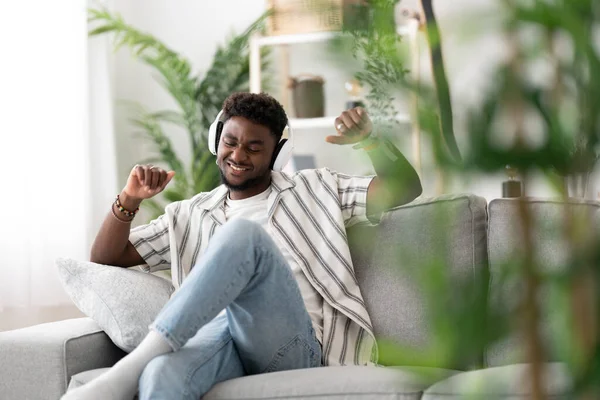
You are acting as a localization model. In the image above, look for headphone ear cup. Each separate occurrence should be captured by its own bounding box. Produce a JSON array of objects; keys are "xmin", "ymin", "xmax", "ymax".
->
[
  {"xmin": 208, "ymin": 110, "xmax": 225, "ymax": 155},
  {"xmin": 271, "ymin": 138, "xmax": 293, "ymax": 171},
  {"xmin": 214, "ymin": 122, "xmax": 223, "ymax": 154},
  {"xmin": 270, "ymin": 138, "xmax": 287, "ymax": 170},
  {"xmin": 208, "ymin": 121, "xmax": 223, "ymax": 155}
]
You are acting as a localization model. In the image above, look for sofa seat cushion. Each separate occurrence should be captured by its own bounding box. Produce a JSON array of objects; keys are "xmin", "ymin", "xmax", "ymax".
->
[
  {"xmin": 205, "ymin": 366, "xmax": 459, "ymax": 400},
  {"xmin": 69, "ymin": 366, "xmax": 459, "ymax": 399},
  {"xmin": 422, "ymin": 363, "xmax": 571, "ymax": 399}
]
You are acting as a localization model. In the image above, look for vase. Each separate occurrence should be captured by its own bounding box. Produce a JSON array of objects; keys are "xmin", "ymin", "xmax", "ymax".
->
[{"xmin": 289, "ymin": 75, "xmax": 325, "ymax": 118}]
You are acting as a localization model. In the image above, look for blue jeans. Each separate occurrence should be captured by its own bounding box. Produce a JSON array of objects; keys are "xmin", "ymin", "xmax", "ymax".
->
[{"xmin": 138, "ymin": 219, "xmax": 322, "ymax": 399}]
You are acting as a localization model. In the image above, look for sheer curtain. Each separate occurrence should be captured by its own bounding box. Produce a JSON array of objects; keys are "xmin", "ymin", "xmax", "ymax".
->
[{"xmin": 0, "ymin": 0, "xmax": 117, "ymax": 311}]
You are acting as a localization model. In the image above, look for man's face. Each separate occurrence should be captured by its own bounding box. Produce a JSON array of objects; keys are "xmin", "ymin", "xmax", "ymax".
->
[{"xmin": 216, "ymin": 116, "xmax": 278, "ymax": 200}]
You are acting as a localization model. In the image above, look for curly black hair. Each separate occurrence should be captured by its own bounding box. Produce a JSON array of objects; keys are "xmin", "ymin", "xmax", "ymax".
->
[{"xmin": 222, "ymin": 92, "xmax": 288, "ymax": 139}]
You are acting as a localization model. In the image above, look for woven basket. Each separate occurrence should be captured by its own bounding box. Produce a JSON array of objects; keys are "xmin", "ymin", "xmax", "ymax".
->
[{"xmin": 267, "ymin": 0, "xmax": 367, "ymax": 36}]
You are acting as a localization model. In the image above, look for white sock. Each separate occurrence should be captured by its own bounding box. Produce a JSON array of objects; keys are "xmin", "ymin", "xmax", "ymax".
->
[{"xmin": 61, "ymin": 330, "xmax": 173, "ymax": 400}]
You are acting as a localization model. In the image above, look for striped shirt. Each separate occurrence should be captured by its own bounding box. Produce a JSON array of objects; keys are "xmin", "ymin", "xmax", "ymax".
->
[{"xmin": 129, "ymin": 168, "xmax": 378, "ymax": 366}]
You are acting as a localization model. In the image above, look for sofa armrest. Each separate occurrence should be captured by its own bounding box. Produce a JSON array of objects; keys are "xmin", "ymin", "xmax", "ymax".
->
[{"xmin": 0, "ymin": 317, "xmax": 125, "ymax": 400}]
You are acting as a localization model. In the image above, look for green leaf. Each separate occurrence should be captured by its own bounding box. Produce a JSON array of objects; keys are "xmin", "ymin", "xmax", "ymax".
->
[
  {"xmin": 150, "ymin": 110, "xmax": 188, "ymax": 128},
  {"xmin": 162, "ymin": 188, "xmax": 186, "ymax": 203},
  {"xmin": 88, "ymin": 25, "xmax": 117, "ymax": 36},
  {"xmin": 141, "ymin": 198, "xmax": 165, "ymax": 220}
]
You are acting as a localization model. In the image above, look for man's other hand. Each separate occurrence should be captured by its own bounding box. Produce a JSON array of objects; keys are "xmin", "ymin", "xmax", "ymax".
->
[
  {"xmin": 123, "ymin": 164, "xmax": 175, "ymax": 201},
  {"xmin": 325, "ymin": 107, "xmax": 373, "ymax": 145}
]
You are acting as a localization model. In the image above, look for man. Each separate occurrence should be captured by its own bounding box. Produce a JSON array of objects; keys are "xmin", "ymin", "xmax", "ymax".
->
[{"xmin": 63, "ymin": 92, "xmax": 421, "ymax": 400}]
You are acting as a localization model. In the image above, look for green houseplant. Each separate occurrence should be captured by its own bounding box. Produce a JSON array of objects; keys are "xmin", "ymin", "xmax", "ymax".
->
[
  {"xmin": 339, "ymin": 0, "xmax": 461, "ymax": 161},
  {"xmin": 88, "ymin": 8, "xmax": 271, "ymax": 219},
  {"xmin": 334, "ymin": 0, "xmax": 600, "ymax": 397},
  {"xmin": 342, "ymin": 0, "xmax": 407, "ymax": 125}
]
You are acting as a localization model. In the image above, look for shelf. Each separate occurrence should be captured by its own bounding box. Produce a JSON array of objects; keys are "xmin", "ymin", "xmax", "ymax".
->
[
  {"xmin": 255, "ymin": 32, "xmax": 337, "ymax": 47},
  {"xmin": 254, "ymin": 26, "xmax": 413, "ymax": 47},
  {"xmin": 289, "ymin": 113, "xmax": 411, "ymax": 130},
  {"xmin": 290, "ymin": 117, "xmax": 336, "ymax": 129}
]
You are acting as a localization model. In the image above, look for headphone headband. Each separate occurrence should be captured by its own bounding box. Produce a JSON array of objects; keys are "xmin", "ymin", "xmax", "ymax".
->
[{"xmin": 208, "ymin": 110, "xmax": 294, "ymax": 172}]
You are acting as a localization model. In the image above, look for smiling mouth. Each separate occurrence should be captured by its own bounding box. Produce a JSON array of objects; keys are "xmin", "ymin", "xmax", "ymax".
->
[{"xmin": 228, "ymin": 163, "xmax": 251, "ymax": 172}]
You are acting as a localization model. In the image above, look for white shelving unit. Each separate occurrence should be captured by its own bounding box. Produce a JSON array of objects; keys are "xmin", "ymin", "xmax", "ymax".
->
[
  {"xmin": 249, "ymin": 20, "xmax": 423, "ymax": 173},
  {"xmin": 249, "ymin": 26, "xmax": 414, "ymax": 95}
]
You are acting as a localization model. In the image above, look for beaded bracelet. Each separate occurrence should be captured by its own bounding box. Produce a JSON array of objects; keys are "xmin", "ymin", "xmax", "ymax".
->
[
  {"xmin": 115, "ymin": 194, "xmax": 139, "ymax": 218},
  {"xmin": 111, "ymin": 204, "xmax": 133, "ymax": 223}
]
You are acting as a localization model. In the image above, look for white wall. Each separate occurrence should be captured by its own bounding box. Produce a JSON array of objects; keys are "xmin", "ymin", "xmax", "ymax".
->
[{"xmin": 108, "ymin": 0, "xmax": 584, "ymax": 204}]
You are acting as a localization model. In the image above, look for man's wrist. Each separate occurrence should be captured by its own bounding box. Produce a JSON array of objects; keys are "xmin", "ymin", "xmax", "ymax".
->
[
  {"xmin": 119, "ymin": 190, "xmax": 143, "ymax": 210},
  {"xmin": 352, "ymin": 132, "xmax": 380, "ymax": 152}
]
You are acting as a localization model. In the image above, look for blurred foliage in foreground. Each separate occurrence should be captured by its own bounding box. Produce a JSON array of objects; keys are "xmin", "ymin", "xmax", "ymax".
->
[{"xmin": 334, "ymin": 0, "xmax": 600, "ymax": 398}]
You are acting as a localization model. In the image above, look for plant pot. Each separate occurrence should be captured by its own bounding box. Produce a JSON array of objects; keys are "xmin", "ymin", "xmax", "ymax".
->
[{"xmin": 289, "ymin": 75, "xmax": 325, "ymax": 118}]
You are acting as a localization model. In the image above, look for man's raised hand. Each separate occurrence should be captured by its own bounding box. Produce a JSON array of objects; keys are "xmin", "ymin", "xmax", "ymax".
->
[
  {"xmin": 123, "ymin": 164, "xmax": 175, "ymax": 201},
  {"xmin": 325, "ymin": 107, "xmax": 373, "ymax": 145}
]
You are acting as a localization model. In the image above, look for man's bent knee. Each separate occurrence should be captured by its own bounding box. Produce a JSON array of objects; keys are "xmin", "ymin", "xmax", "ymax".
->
[
  {"xmin": 214, "ymin": 219, "xmax": 272, "ymax": 250},
  {"xmin": 220, "ymin": 219, "xmax": 264, "ymax": 238},
  {"xmin": 139, "ymin": 355, "xmax": 186, "ymax": 399}
]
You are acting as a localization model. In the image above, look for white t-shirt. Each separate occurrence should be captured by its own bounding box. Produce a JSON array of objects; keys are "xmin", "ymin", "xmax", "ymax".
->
[{"xmin": 224, "ymin": 187, "xmax": 324, "ymax": 343}]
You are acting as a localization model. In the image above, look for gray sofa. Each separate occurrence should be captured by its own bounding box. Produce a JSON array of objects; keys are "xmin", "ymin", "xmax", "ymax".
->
[{"xmin": 1, "ymin": 193, "xmax": 591, "ymax": 399}]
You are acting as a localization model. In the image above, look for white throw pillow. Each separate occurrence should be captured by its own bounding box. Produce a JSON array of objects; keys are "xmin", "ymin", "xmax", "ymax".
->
[{"xmin": 56, "ymin": 257, "xmax": 174, "ymax": 352}]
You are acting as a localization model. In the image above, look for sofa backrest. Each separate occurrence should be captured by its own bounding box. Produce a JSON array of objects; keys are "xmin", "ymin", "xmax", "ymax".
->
[
  {"xmin": 348, "ymin": 194, "xmax": 488, "ymax": 370},
  {"xmin": 486, "ymin": 198, "xmax": 600, "ymax": 367}
]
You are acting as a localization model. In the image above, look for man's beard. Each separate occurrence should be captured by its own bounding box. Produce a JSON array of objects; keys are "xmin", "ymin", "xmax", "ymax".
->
[{"xmin": 219, "ymin": 168, "xmax": 269, "ymax": 192}]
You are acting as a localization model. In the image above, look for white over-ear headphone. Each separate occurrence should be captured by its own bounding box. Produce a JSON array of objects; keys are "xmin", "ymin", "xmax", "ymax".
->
[{"xmin": 208, "ymin": 110, "xmax": 294, "ymax": 172}]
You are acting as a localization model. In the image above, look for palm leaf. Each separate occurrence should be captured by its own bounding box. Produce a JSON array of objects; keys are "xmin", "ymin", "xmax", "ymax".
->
[
  {"xmin": 195, "ymin": 13, "xmax": 270, "ymax": 121},
  {"xmin": 149, "ymin": 110, "xmax": 188, "ymax": 128},
  {"xmin": 128, "ymin": 108, "xmax": 188, "ymax": 189},
  {"xmin": 89, "ymin": 8, "xmax": 200, "ymax": 140},
  {"xmin": 192, "ymin": 150, "xmax": 221, "ymax": 194},
  {"xmin": 162, "ymin": 188, "xmax": 187, "ymax": 203}
]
